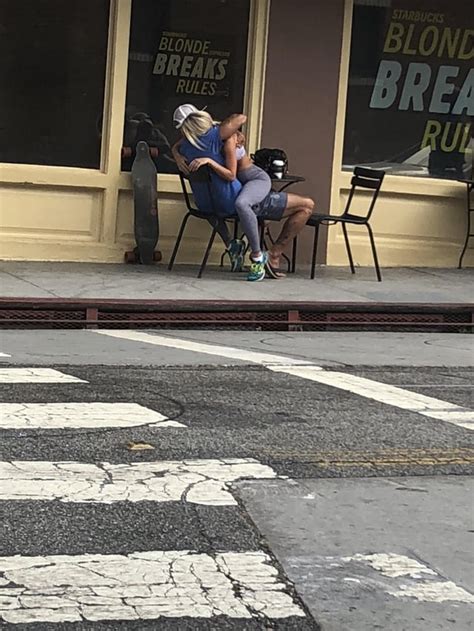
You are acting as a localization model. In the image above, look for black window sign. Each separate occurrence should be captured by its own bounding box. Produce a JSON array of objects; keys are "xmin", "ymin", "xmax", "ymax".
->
[
  {"xmin": 124, "ymin": 0, "xmax": 250, "ymax": 174},
  {"xmin": 343, "ymin": 0, "xmax": 473, "ymax": 180},
  {"xmin": 152, "ymin": 31, "xmax": 232, "ymax": 99}
]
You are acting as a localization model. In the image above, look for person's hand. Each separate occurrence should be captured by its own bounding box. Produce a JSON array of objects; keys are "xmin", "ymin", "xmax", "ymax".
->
[
  {"xmin": 235, "ymin": 131, "xmax": 246, "ymax": 147},
  {"xmin": 174, "ymin": 153, "xmax": 190, "ymax": 174},
  {"xmin": 188, "ymin": 157, "xmax": 211, "ymax": 172}
]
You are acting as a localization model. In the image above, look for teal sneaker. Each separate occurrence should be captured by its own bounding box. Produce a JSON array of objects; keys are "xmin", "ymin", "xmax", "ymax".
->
[
  {"xmin": 227, "ymin": 238, "xmax": 246, "ymax": 272},
  {"xmin": 247, "ymin": 252, "xmax": 268, "ymax": 282}
]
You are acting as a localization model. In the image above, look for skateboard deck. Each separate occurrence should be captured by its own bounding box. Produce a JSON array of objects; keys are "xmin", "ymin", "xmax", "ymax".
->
[{"xmin": 126, "ymin": 141, "xmax": 159, "ymax": 265}]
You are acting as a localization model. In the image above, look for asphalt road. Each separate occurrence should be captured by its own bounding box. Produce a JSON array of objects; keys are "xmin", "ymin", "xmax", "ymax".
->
[{"xmin": 0, "ymin": 330, "xmax": 472, "ymax": 630}]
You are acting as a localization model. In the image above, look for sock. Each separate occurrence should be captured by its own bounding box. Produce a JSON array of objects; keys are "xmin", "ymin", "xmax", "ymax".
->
[{"xmin": 250, "ymin": 253, "xmax": 264, "ymax": 263}]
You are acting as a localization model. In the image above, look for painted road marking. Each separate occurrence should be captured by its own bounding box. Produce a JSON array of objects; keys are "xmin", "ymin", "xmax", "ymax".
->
[
  {"xmin": 258, "ymin": 447, "xmax": 474, "ymax": 468},
  {"xmin": 0, "ymin": 459, "xmax": 278, "ymax": 505},
  {"xmin": 322, "ymin": 553, "xmax": 474, "ymax": 604},
  {"xmin": 0, "ymin": 368, "xmax": 87, "ymax": 384},
  {"xmin": 0, "ymin": 403, "xmax": 185, "ymax": 430},
  {"xmin": 0, "ymin": 353, "xmax": 11, "ymax": 358},
  {"xmin": 93, "ymin": 330, "xmax": 316, "ymax": 367},
  {"xmin": 0, "ymin": 550, "xmax": 305, "ymax": 624},
  {"xmin": 270, "ymin": 366, "xmax": 474, "ymax": 430},
  {"xmin": 94, "ymin": 330, "xmax": 473, "ymax": 431}
]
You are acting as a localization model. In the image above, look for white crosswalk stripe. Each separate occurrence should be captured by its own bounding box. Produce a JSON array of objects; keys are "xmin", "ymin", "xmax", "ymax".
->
[
  {"xmin": 0, "ymin": 367, "xmax": 308, "ymax": 625},
  {"xmin": 0, "ymin": 368, "xmax": 87, "ymax": 383},
  {"xmin": 94, "ymin": 330, "xmax": 473, "ymax": 431},
  {"xmin": 270, "ymin": 366, "xmax": 474, "ymax": 431},
  {"xmin": 0, "ymin": 550, "xmax": 305, "ymax": 624},
  {"xmin": 0, "ymin": 459, "xmax": 278, "ymax": 505},
  {"xmin": 0, "ymin": 403, "xmax": 186, "ymax": 430}
]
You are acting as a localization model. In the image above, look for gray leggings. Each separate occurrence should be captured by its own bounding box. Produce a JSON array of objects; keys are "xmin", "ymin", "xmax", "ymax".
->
[{"xmin": 236, "ymin": 165, "xmax": 272, "ymax": 253}]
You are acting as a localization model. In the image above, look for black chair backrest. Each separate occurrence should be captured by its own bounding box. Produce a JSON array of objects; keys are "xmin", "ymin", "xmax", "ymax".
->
[
  {"xmin": 343, "ymin": 166, "xmax": 385, "ymax": 221},
  {"xmin": 179, "ymin": 166, "xmax": 216, "ymax": 215}
]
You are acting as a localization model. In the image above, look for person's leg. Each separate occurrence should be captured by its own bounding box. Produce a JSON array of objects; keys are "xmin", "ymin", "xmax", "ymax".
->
[
  {"xmin": 268, "ymin": 193, "xmax": 314, "ymax": 270},
  {"xmin": 235, "ymin": 168, "xmax": 271, "ymax": 257},
  {"xmin": 206, "ymin": 216, "xmax": 247, "ymax": 272},
  {"xmin": 235, "ymin": 185, "xmax": 263, "ymax": 255}
]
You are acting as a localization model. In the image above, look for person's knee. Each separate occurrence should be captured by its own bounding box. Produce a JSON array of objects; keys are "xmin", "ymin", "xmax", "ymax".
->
[
  {"xmin": 235, "ymin": 198, "xmax": 248, "ymax": 215},
  {"xmin": 293, "ymin": 195, "xmax": 314, "ymax": 213},
  {"xmin": 304, "ymin": 197, "xmax": 315, "ymax": 214},
  {"xmin": 299, "ymin": 197, "xmax": 314, "ymax": 220}
]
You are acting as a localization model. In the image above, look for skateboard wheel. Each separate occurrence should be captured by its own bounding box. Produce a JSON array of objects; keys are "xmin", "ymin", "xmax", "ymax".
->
[
  {"xmin": 121, "ymin": 147, "xmax": 132, "ymax": 158},
  {"xmin": 124, "ymin": 250, "xmax": 136, "ymax": 263},
  {"xmin": 153, "ymin": 251, "xmax": 162, "ymax": 262}
]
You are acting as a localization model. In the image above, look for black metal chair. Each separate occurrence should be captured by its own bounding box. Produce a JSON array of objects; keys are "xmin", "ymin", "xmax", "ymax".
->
[
  {"xmin": 168, "ymin": 168, "xmax": 238, "ymax": 278},
  {"xmin": 306, "ymin": 166, "xmax": 385, "ymax": 281},
  {"xmin": 457, "ymin": 179, "xmax": 473, "ymax": 269}
]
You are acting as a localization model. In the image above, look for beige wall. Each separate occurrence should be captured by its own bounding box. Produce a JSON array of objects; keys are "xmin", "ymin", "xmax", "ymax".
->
[
  {"xmin": 1, "ymin": 0, "xmax": 472, "ymax": 268},
  {"xmin": 328, "ymin": 173, "xmax": 471, "ymax": 267}
]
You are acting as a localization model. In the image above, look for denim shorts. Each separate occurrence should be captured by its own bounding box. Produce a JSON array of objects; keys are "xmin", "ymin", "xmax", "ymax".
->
[{"xmin": 253, "ymin": 191, "xmax": 288, "ymax": 220}]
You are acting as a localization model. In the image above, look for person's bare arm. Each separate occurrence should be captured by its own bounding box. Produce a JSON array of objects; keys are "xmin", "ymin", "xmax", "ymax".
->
[
  {"xmin": 171, "ymin": 138, "xmax": 190, "ymax": 174},
  {"xmin": 188, "ymin": 133, "xmax": 237, "ymax": 181},
  {"xmin": 188, "ymin": 155, "xmax": 236, "ymax": 181},
  {"xmin": 222, "ymin": 134, "xmax": 238, "ymax": 177},
  {"xmin": 219, "ymin": 113, "xmax": 247, "ymax": 140}
]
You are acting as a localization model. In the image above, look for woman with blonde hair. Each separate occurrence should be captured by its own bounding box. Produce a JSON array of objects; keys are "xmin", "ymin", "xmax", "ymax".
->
[
  {"xmin": 172, "ymin": 105, "xmax": 248, "ymax": 273},
  {"xmin": 173, "ymin": 104, "xmax": 314, "ymax": 279},
  {"xmin": 173, "ymin": 106, "xmax": 270, "ymax": 280}
]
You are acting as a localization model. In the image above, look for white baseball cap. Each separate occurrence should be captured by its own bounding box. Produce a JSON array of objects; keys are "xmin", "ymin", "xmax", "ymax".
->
[{"xmin": 173, "ymin": 103, "xmax": 206, "ymax": 129}]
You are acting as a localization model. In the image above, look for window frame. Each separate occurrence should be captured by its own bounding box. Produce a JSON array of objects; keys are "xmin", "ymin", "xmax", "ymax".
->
[
  {"xmin": 331, "ymin": 0, "xmax": 471, "ymax": 211},
  {"xmin": 0, "ymin": 0, "xmax": 111, "ymax": 172},
  {"xmin": 0, "ymin": 0, "xmax": 270, "ymax": 253},
  {"xmin": 0, "ymin": 0, "xmax": 269, "ymax": 190},
  {"xmin": 112, "ymin": 0, "xmax": 270, "ymax": 192}
]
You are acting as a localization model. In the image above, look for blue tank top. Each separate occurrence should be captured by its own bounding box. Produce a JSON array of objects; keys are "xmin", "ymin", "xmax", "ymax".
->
[{"xmin": 179, "ymin": 126, "xmax": 241, "ymax": 217}]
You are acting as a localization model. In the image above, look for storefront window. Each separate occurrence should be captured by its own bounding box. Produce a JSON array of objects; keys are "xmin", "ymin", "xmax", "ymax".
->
[
  {"xmin": 0, "ymin": 0, "xmax": 110, "ymax": 169},
  {"xmin": 124, "ymin": 0, "xmax": 251, "ymax": 173},
  {"xmin": 343, "ymin": 0, "xmax": 473, "ymax": 180}
]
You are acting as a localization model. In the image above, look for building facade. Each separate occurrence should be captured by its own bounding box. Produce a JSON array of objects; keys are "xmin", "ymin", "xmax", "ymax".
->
[{"xmin": 1, "ymin": 0, "xmax": 472, "ymax": 267}]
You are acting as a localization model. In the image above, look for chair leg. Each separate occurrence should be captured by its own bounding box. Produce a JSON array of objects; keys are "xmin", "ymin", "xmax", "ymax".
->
[
  {"xmin": 291, "ymin": 236, "xmax": 298, "ymax": 273},
  {"xmin": 198, "ymin": 226, "xmax": 218, "ymax": 279},
  {"xmin": 282, "ymin": 251, "xmax": 292, "ymax": 273},
  {"xmin": 458, "ymin": 207, "xmax": 471, "ymax": 269},
  {"xmin": 342, "ymin": 223, "xmax": 355, "ymax": 274},
  {"xmin": 259, "ymin": 221, "xmax": 266, "ymax": 250},
  {"xmin": 219, "ymin": 250, "xmax": 227, "ymax": 268},
  {"xmin": 168, "ymin": 213, "xmax": 191, "ymax": 271},
  {"xmin": 366, "ymin": 223, "xmax": 382, "ymax": 282},
  {"xmin": 310, "ymin": 224, "xmax": 320, "ymax": 279}
]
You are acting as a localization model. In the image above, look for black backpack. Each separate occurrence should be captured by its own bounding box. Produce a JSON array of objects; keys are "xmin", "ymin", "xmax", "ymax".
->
[{"xmin": 251, "ymin": 148, "xmax": 288, "ymax": 176}]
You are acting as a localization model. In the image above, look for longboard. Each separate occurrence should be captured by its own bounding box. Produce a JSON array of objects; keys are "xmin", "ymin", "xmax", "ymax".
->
[{"xmin": 124, "ymin": 141, "xmax": 160, "ymax": 264}]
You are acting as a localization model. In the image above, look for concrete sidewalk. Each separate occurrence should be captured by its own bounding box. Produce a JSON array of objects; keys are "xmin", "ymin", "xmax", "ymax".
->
[{"xmin": 0, "ymin": 261, "xmax": 472, "ymax": 304}]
